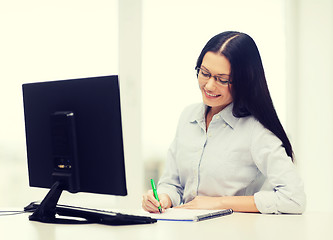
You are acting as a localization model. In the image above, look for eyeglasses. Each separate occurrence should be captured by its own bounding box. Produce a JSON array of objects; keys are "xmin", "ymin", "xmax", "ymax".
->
[{"xmin": 196, "ymin": 67, "xmax": 232, "ymax": 86}]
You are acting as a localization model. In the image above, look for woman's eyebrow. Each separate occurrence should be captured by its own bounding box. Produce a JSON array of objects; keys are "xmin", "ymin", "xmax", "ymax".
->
[
  {"xmin": 201, "ymin": 65, "xmax": 230, "ymax": 76},
  {"xmin": 201, "ymin": 65, "xmax": 210, "ymax": 72}
]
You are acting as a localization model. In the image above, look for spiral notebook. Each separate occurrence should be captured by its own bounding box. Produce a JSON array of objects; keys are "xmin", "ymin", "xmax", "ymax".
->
[{"xmin": 142, "ymin": 208, "xmax": 233, "ymax": 222}]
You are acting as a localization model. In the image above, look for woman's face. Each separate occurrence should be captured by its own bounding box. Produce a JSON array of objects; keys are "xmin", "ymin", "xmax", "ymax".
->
[{"xmin": 198, "ymin": 51, "xmax": 233, "ymax": 114}]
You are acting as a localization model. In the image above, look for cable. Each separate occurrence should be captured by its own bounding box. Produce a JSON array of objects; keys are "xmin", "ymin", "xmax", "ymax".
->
[{"xmin": 0, "ymin": 210, "xmax": 26, "ymax": 216}]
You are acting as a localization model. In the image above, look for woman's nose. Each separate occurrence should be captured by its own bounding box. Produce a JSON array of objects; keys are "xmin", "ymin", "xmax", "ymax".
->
[{"xmin": 205, "ymin": 77, "xmax": 216, "ymax": 90}]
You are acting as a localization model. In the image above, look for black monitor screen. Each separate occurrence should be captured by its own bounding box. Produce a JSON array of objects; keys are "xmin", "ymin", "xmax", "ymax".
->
[{"xmin": 22, "ymin": 75, "xmax": 127, "ymax": 197}]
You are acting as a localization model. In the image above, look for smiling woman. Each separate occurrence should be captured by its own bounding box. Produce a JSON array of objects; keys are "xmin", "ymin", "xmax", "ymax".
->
[
  {"xmin": 141, "ymin": 1, "xmax": 288, "ymax": 169},
  {"xmin": 142, "ymin": 31, "xmax": 306, "ymax": 214}
]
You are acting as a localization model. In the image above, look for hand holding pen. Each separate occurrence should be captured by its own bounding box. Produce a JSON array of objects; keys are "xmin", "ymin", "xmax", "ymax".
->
[
  {"xmin": 150, "ymin": 179, "xmax": 163, "ymax": 213},
  {"xmin": 142, "ymin": 179, "xmax": 172, "ymax": 213}
]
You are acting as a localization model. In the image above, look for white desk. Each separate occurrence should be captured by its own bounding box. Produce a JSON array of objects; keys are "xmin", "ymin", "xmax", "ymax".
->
[{"xmin": 1, "ymin": 211, "xmax": 331, "ymax": 240}]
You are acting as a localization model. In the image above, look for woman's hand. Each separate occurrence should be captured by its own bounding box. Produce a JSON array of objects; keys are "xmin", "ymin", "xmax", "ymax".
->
[{"xmin": 142, "ymin": 190, "xmax": 172, "ymax": 213}]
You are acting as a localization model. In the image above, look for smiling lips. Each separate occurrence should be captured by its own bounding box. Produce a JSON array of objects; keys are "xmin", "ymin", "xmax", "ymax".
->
[{"xmin": 204, "ymin": 89, "xmax": 221, "ymax": 98}]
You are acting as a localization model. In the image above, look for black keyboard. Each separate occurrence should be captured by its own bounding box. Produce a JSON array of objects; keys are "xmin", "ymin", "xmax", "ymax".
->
[{"xmin": 24, "ymin": 201, "xmax": 157, "ymax": 225}]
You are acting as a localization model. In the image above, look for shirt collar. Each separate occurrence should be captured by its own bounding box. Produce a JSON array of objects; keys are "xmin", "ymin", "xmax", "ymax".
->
[
  {"xmin": 219, "ymin": 103, "xmax": 238, "ymax": 129},
  {"xmin": 190, "ymin": 103, "xmax": 206, "ymax": 124},
  {"xmin": 190, "ymin": 103, "xmax": 238, "ymax": 129}
]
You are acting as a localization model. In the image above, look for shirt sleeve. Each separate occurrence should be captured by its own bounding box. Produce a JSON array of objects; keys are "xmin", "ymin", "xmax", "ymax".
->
[
  {"xmin": 156, "ymin": 104, "xmax": 202, "ymax": 207},
  {"xmin": 157, "ymin": 137, "xmax": 184, "ymax": 207},
  {"xmin": 251, "ymin": 123, "xmax": 306, "ymax": 214}
]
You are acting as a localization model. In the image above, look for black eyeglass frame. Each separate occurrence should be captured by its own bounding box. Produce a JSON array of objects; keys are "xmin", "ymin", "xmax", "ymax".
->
[{"xmin": 195, "ymin": 67, "xmax": 232, "ymax": 86}]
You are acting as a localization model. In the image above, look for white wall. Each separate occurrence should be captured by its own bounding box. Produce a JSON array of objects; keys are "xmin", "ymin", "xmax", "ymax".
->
[
  {"xmin": 118, "ymin": 0, "xmax": 144, "ymax": 209},
  {"xmin": 286, "ymin": 0, "xmax": 333, "ymax": 212},
  {"xmin": 0, "ymin": 0, "xmax": 120, "ymax": 208}
]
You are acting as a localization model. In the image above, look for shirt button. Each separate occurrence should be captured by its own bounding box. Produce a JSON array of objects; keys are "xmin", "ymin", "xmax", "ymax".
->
[{"xmin": 223, "ymin": 123, "xmax": 227, "ymax": 128}]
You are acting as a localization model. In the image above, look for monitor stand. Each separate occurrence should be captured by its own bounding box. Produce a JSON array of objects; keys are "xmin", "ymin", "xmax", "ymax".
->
[
  {"xmin": 29, "ymin": 181, "xmax": 90, "ymax": 224},
  {"xmin": 26, "ymin": 181, "xmax": 157, "ymax": 225}
]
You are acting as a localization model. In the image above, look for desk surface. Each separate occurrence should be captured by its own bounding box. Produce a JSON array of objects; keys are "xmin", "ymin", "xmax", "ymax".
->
[{"xmin": 1, "ymin": 211, "xmax": 331, "ymax": 240}]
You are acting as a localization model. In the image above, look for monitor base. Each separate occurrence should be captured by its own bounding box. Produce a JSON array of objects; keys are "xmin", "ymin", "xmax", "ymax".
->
[
  {"xmin": 28, "ymin": 181, "xmax": 90, "ymax": 224},
  {"xmin": 25, "ymin": 182, "xmax": 157, "ymax": 225}
]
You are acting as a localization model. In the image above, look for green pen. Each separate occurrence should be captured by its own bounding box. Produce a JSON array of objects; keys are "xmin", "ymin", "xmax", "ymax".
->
[{"xmin": 150, "ymin": 179, "xmax": 162, "ymax": 213}]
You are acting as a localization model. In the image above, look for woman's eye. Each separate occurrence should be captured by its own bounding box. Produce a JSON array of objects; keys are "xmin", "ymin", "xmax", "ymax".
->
[
  {"xmin": 217, "ymin": 77, "xmax": 229, "ymax": 84},
  {"xmin": 201, "ymin": 71, "xmax": 210, "ymax": 77}
]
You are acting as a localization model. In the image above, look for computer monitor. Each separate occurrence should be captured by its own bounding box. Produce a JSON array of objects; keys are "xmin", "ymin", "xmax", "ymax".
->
[{"xmin": 22, "ymin": 75, "xmax": 128, "ymax": 224}]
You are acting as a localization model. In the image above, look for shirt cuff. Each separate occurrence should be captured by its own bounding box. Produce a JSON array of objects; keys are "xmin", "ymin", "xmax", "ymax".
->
[
  {"xmin": 254, "ymin": 191, "xmax": 279, "ymax": 214},
  {"xmin": 157, "ymin": 186, "xmax": 182, "ymax": 207}
]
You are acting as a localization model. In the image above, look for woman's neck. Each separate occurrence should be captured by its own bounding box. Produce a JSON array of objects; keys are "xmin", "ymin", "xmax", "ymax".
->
[
  {"xmin": 205, "ymin": 107, "xmax": 219, "ymax": 130},
  {"xmin": 205, "ymin": 104, "xmax": 229, "ymax": 130}
]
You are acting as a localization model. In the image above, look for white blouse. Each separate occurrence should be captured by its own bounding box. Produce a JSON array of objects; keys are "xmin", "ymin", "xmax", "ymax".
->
[{"xmin": 157, "ymin": 103, "xmax": 306, "ymax": 214}]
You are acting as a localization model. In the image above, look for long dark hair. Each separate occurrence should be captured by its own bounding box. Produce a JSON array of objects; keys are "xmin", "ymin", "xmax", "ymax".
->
[{"xmin": 196, "ymin": 31, "xmax": 294, "ymax": 161}]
